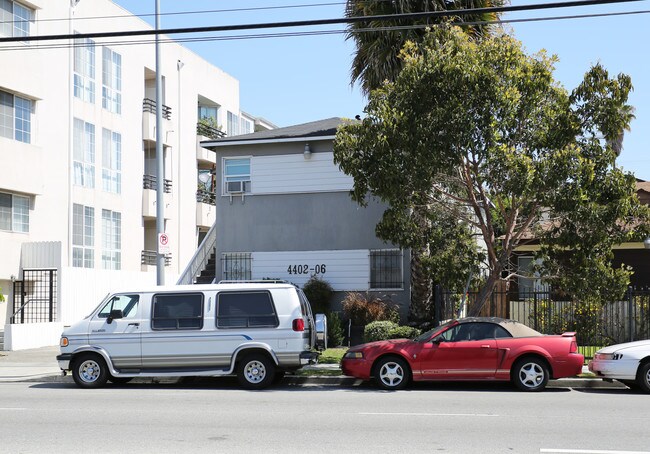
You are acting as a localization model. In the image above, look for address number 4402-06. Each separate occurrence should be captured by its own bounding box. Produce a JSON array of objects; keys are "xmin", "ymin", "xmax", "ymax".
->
[{"xmin": 287, "ymin": 264, "xmax": 326, "ymax": 275}]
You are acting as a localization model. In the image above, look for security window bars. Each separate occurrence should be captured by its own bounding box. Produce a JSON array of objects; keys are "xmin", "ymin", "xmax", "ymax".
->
[
  {"xmin": 152, "ymin": 293, "xmax": 203, "ymax": 330},
  {"xmin": 102, "ymin": 128, "xmax": 121, "ymax": 193},
  {"xmin": 73, "ymin": 204, "xmax": 94, "ymax": 268},
  {"xmin": 0, "ymin": 192, "xmax": 29, "ymax": 233},
  {"xmin": 223, "ymin": 157, "xmax": 251, "ymax": 194},
  {"xmin": 0, "ymin": 0, "xmax": 33, "ymax": 38},
  {"xmin": 102, "ymin": 47, "xmax": 122, "ymax": 114},
  {"xmin": 74, "ymin": 35, "xmax": 95, "ymax": 103},
  {"xmin": 73, "ymin": 118, "xmax": 95, "ymax": 188},
  {"xmin": 222, "ymin": 252, "xmax": 252, "ymax": 281},
  {"xmin": 0, "ymin": 89, "xmax": 33, "ymax": 143},
  {"xmin": 216, "ymin": 291, "xmax": 278, "ymax": 329},
  {"xmin": 370, "ymin": 249, "xmax": 403, "ymax": 290},
  {"xmin": 102, "ymin": 209, "xmax": 121, "ymax": 270}
]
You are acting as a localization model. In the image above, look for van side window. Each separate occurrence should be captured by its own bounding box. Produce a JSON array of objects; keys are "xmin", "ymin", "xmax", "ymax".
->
[
  {"xmin": 152, "ymin": 293, "xmax": 203, "ymax": 330},
  {"xmin": 216, "ymin": 291, "xmax": 279, "ymax": 329},
  {"xmin": 98, "ymin": 294, "xmax": 139, "ymax": 319}
]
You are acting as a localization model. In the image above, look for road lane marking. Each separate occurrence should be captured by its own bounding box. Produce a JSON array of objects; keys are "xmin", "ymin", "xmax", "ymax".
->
[
  {"xmin": 0, "ymin": 408, "xmax": 27, "ymax": 411},
  {"xmin": 359, "ymin": 412, "xmax": 498, "ymax": 417},
  {"xmin": 541, "ymin": 450, "xmax": 650, "ymax": 454}
]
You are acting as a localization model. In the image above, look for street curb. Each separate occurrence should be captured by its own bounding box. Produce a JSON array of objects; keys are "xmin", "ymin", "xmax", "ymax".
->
[{"xmin": 7, "ymin": 372, "xmax": 628, "ymax": 389}]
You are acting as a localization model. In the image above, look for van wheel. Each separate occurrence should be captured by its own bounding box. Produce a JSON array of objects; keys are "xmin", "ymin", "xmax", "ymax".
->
[
  {"xmin": 237, "ymin": 354, "xmax": 275, "ymax": 390},
  {"xmin": 72, "ymin": 353, "xmax": 109, "ymax": 388}
]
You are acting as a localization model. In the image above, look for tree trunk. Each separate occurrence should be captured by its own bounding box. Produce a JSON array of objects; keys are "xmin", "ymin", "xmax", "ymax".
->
[
  {"xmin": 409, "ymin": 247, "xmax": 432, "ymax": 323},
  {"xmin": 467, "ymin": 267, "xmax": 501, "ymax": 317}
]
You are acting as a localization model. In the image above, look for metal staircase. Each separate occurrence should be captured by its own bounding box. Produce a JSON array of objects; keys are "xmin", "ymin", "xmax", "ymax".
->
[{"xmin": 177, "ymin": 222, "xmax": 217, "ymax": 285}]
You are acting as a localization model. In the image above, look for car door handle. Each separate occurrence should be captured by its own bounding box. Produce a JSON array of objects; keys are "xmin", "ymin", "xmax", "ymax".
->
[
  {"xmin": 481, "ymin": 345, "xmax": 491, "ymax": 348},
  {"xmin": 128, "ymin": 323, "xmax": 140, "ymax": 327}
]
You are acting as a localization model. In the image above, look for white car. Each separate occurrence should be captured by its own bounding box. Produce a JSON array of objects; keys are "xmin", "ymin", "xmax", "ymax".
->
[{"xmin": 588, "ymin": 339, "xmax": 650, "ymax": 392}]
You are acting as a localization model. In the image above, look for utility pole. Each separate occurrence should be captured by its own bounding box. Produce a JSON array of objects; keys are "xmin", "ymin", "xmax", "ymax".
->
[{"xmin": 155, "ymin": 0, "xmax": 165, "ymax": 285}]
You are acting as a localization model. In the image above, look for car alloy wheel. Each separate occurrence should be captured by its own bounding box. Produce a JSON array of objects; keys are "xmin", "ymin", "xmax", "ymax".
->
[
  {"xmin": 374, "ymin": 356, "xmax": 410, "ymax": 390},
  {"xmin": 513, "ymin": 357, "xmax": 549, "ymax": 392},
  {"xmin": 637, "ymin": 362, "xmax": 650, "ymax": 393}
]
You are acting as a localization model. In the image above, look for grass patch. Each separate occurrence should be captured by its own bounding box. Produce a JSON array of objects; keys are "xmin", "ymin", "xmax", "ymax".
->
[
  {"xmin": 294, "ymin": 368, "xmax": 343, "ymax": 376},
  {"xmin": 319, "ymin": 347, "xmax": 347, "ymax": 364}
]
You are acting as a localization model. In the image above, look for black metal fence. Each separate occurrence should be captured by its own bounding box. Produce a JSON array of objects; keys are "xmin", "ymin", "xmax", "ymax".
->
[
  {"xmin": 11, "ymin": 269, "xmax": 57, "ymax": 324},
  {"xmin": 435, "ymin": 287, "xmax": 650, "ymax": 359}
]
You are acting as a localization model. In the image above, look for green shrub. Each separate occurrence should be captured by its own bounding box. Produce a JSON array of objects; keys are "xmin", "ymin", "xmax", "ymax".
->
[
  {"xmin": 303, "ymin": 275, "xmax": 333, "ymax": 314},
  {"xmin": 326, "ymin": 311, "xmax": 345, "ymax": 348},
  {"xmin": 342, "ymin": 292, "xmax": 399, "ymax": 325},
  {"xmin": 364, "ymin": 321, "xmax": 421, "ymax": 342}
]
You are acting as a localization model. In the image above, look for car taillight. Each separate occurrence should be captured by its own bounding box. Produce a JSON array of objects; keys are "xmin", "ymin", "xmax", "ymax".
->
[
  {"xmin": 292, "ymin": 318, "xmax": 305, "ymax": 332},
  {"xmin": 570, "ymin": 340, "xmax": 578, "ymax": 353}
]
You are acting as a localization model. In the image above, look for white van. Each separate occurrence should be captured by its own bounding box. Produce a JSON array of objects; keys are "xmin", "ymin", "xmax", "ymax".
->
[{"xmin": 57, "ymin": 282, "xmax": 327, "ymax": 389}]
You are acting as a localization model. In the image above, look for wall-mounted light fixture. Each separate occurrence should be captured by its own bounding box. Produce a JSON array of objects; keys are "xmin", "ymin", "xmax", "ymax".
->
[{"xmin": 304, "ymin": 143, "xmax": 311, "ymax": 159}]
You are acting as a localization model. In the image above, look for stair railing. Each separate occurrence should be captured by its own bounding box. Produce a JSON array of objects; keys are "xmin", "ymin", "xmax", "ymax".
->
[{"xmin": 177, "ymin": 221, "xmax": 217, "ymax": 285}]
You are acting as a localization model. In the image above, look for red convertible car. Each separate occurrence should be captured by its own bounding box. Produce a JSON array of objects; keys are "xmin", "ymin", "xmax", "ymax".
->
[{"xmin": 341, "ymin": 317, "xmax": 584, "ymax": 391}]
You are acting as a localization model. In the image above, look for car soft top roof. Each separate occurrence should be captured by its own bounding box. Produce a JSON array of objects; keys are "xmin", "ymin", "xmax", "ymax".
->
[{"xmin": 456, "ymin": 317, "xmax": 542, "ymax": 337}]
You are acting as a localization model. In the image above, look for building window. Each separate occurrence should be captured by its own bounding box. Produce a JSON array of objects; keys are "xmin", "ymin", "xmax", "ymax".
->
[
  {"xmin": 74, "ymin": 35, "xmax": 95, "ymax": 103},
  {"xmin": 0, "ymin": 1, "xmax": 33, "ymax": 38},
  {"xmin": 102, "ymin": 209, "xmax": 121, "ymax": 270},
  {"xmin": 517, "ymin": 256, "xmax": 549, "ymax": 299},
  {"xmin": 73, "ymin": 204, "xmax": 94, "ymax": 268},
  {"xmin": 198, "ymin": 105, "xmax": 219, "ymax": 122},
  {"xmin": 227, "ymin": 111, "xmax": 239, "ymax": 136},
  {"xmin": 222, "ymin": 253, "xmax": 251, "ymax": 281},
  {"xmin": 102, "ymin": 47, "xmax": 121, "ymax": 114},
  {"xmin": 0, "ymin": 89, "xmax": 33, "ymax": 143},
  {"xmin": 152, "ymin": 293, "xmax": 203, "ymax": 330},
  {"xmin": 0, "ymin": 192, "xmax": 29, "ymax": 233},
  {"xmin": 240, "ymin": 116, "xmax": 253, "ymax": 135},
  {"xmin": 73, "ymin": 118, "xmax": 95, "ymax": 188},
  {"xmin": 102, "ymin": 128, "xmax": 121, "ymax": 193},
  {"xmin": 223, "ymin": 157, "xmax": 251, "ymax": 194},
  {"xmin": 370, "ymin": 249, "xmax": 403, "ymax": 290}
]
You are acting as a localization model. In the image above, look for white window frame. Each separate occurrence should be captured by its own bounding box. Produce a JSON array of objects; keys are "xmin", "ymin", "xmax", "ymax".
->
[
  {"xmin": 102, "ymin": 128, "xmax": 121, "ymax": 194},
  {"xmin": 222, "ymin": 157, "xmax": 251, "ymax": 195},
  {"xmin": 102, "ymin": 209, "xmax": 121, "ymax": 270},
  {"xmin": 0, "ymin": 0, "xmax": 33, "ymax": 38},
  {"xmin": 74, "ymin": 34, "xmax": 96, "ymax": 103},
  {"xmin": 0, "ymin": 88, "xmax": 33, "ymax": 144},
  {"xmin": 369, "ymin": 249, "xmax": 404, "ymax": 291},
  {"xmin": 240, "ymin": 116, "xmax": 253, "ymax": 135},
  {"xmin": 102, "ymin": 47, "xmax": 122, "ymax": 114},
  {"xmin": 73, "ymin": 118, "xmax": 95, "ymax": 188},
  {"xmin": 227, "ymin": 111, "xmax": 239, "ymax": 136},
  {"xmin": 0, "ymin": 191, "xmax": 29, "ymax": 233},
  {"xmin": 72, "ymin": 203, "xmax": 94, "ymax": 268}
]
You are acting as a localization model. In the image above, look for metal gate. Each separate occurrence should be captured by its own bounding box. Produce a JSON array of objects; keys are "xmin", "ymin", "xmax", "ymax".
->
[{"xmin": 11, "ymin": 269, "xmax": 58, "ymax": 324}]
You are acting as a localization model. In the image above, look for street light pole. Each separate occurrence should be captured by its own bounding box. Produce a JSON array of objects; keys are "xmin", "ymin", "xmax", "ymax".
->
[{"xmin": 155, "ymin": 0, "xmax": 165, "ymax": 285}]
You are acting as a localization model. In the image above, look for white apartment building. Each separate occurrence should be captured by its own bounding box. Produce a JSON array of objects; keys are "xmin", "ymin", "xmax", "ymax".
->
[{"xmin": 0, "ymin": 0, "xmax": 269, "ymax": 349}]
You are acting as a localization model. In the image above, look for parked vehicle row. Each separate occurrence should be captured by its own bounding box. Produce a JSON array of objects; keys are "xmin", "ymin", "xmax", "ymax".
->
[{"xmin": 57, "ymin": 282, "xmax": 650, "ymax": 392}]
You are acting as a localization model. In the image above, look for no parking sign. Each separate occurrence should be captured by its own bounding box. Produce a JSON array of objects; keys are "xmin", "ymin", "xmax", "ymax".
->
[{"xmin": 158, "ymin": 233, "xmax": 171, "ymax": 254}]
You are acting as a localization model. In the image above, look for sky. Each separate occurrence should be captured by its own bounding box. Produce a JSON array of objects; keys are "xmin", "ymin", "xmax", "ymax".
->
[{"xmin": 111, "ymin": 0, "xmax": 650, "ymax": 179}]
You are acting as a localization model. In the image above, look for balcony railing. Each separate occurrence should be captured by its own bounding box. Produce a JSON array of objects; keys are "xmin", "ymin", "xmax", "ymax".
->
[
  {"xmin": 141, "ymin": 250, "xmax": 171, "ymax": 266},
  {"xmin": 196, "ymin": 188, "xmax": 216, "ymax": 205},
  {"xmin": 197, "ymin": 122, "xmax": 226, "ymax": 139},
  {"xmin": 143, "ymin": 98, "xmax": 172, "ymax": 120},
  {"xmin": 143, "ymin": 174, "xmax": 172, "ymax": 193}
]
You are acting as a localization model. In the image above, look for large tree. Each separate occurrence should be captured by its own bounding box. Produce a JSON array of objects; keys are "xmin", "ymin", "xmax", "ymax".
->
[
  {"xmin": 346, "ymin": 0, "xmax": 505, "ymax": 95},
  {"xmin": 334, "ymin": 26, "xmax": 649, "ymax": 316}
]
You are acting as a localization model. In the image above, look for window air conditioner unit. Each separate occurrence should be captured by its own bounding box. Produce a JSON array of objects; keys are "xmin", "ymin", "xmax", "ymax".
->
[{"xmin": 227, "ymin": 181, "xmax": 244, "ymax": 193}]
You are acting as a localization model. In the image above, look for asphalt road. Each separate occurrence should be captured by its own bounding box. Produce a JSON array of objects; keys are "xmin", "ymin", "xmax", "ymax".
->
[{"xmin": 0, "ymin": 379, "xmax": 648, "ymax": 454}]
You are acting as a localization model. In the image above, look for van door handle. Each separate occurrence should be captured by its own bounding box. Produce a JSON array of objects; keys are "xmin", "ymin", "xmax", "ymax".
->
[{"xmin": 128, "ymin": 323, "xmax": 140, "ymax": 327}]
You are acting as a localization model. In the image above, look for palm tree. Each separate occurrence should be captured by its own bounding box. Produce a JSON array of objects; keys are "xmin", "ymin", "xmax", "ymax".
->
[
  {"xmin": 345, "ymin": 0, "xmax": 505, "ymax": 323},
  {"xmin": 346, "ymin": 0, "xmax": 505, "ymax": 94}
]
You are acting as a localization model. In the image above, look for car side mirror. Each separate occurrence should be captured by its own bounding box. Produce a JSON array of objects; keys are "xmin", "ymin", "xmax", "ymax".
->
[
  {"xmin": 432, "ymin": 336, "xmax": 444, "ymax": 344},
  {"xmin": 107, "ymin": 309, "xmax": 124, "ymax": 324}
]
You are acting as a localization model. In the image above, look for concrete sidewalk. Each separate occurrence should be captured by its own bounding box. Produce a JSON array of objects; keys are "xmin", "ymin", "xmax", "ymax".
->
[{"xmin": 0, "ymin": 346, "xmax": 627, "ymax": 389}]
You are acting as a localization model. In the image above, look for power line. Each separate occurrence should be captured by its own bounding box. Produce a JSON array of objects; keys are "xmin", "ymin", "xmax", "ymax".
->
[
  {"xmin": 1, "ymin": 7, "xmax": 648, "ymax": 52},
  {"xmin": 0, "ymin": 2, "xmax": 348, "ymax": 26},
  {"xmin": 0, "ymin": 0, "xmax": 645, "ymax": 44}
]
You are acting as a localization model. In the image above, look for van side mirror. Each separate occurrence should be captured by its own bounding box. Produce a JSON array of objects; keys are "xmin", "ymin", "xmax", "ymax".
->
[
  {"xmin": 107, "ymin": 309, "xmax": 124, "ymax": 324},
  {"xmin": 315, "ymin": 314, "xmax": 328, "ymax": 351}
]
